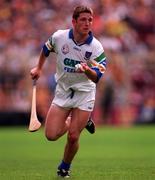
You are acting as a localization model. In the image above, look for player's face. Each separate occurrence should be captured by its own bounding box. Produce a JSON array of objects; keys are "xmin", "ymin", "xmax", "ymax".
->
[{"xmin": 73, "ymin": 13, "xmax": 93, "ymax": 36}]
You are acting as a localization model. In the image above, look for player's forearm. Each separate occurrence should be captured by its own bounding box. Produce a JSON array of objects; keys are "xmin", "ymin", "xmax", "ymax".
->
[
  {"xmin": 37, "ymin": 49, "xmax": 46, "ymax": 70},
  {"xmin": 75, "ymin": 63, "xmax": 99, "ymax": 83},
  {"xmin": 84, "ymin": 68, "xmax": 98, "ymax": 83}
]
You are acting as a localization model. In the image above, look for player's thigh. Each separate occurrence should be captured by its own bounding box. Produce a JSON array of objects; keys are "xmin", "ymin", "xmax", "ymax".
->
[
  {"xmin": 69, "ymin": 108, "xmax": 91, "ymax": 136},
  {"xmin": 45, "ymin": 104, "xmax": 70, "ymax": 135}
]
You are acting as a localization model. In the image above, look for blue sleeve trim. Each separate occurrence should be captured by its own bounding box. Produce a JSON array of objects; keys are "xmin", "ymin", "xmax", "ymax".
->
[
  {"xmin": 91, "ymin": 67, "xmax": 103, "ymax": 83},
  {"xmin": 102, "ymin": 59, "xmax": 107, "ymax": 67},
  {"xmin": 43, "ymin": 44, "xmax": 50, "ymax": 57}
]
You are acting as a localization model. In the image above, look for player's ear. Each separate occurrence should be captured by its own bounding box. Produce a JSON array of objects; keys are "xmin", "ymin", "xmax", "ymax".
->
[{"xmin": 72, "ymin": 19, "xmax": 76, "ymax": 26}]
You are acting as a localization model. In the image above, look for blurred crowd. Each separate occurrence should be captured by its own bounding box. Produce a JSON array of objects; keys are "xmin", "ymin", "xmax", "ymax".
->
[{"xmin": 0, "ymin": 0, "xmax": 155, "ymax": 125}]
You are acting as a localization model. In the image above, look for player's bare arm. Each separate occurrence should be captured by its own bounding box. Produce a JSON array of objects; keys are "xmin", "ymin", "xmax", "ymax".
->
[
  {"xmin": 84, "ymin": 66, "xmax": 98, "ymax": 83},
  {"xmin": 30, "ymin": 49, "xmax": 46, "ymax": 80},
  {"xmin": 75, "ymin": 63, "xmax": 98, "ymax": 83}
]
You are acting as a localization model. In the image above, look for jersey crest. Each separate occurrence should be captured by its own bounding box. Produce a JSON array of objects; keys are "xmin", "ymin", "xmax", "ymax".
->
[
  {"xmin": 84, "ymin": 51, "xmax": 92, "ymax": 60},
  {"xmin": 61, "ymin": 44, "xmax": 69, "ymax": 54}
]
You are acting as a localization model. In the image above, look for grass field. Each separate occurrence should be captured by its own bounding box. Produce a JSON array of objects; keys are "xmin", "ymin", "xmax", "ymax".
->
[{"xmin": 0, "ymin": 126, "xmax": 155, "ymax": 180}]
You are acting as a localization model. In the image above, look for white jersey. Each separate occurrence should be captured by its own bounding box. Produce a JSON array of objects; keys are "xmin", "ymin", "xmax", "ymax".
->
[{"xmin": 44, "ymin": 29, "xmax": 106, "ymax": 92}]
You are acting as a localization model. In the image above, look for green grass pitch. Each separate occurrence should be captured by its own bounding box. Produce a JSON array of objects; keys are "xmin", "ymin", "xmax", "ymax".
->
[{"xmin": 0, "ymin": 126, "xmax": 155, "ymax": 180}]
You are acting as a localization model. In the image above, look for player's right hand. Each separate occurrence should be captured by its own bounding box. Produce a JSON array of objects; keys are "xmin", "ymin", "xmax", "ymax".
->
[{"xmin": 30, "ymin": 67, "xmax": 41, "ymax": 80}]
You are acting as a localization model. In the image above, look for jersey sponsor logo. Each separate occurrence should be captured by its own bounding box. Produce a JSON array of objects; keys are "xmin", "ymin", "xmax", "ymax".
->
[
  {"xmin": 61, "ymin": 44, "xmax": 69, "ymax": 54},
  {"xmin": 64, "ymin": 58, "xmax": 81, "ymax": 73},
  {"xmin": 84, "ymin": 51, "xmax": 92, "ymax": 60},
  {"xmin": 64, "ymin": 58, "xmax": 80, "ymax": 67},
  {"xmin": 64, "ymin": 67, "xmax": 76, "ymax": 73}
]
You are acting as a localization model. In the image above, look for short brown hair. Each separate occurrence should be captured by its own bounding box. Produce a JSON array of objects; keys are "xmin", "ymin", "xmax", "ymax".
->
[{"xmin": 72, "ymin": 6, "xmax": 93, "ymax": 20}]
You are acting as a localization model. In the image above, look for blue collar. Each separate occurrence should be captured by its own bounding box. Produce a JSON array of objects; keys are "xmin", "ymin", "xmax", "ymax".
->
[{"xmin": 69, "ymin": 29, "xmax": 93, "ymax": 46}]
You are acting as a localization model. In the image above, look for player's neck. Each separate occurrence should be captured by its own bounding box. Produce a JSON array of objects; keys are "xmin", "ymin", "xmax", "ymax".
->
[{"xmin": 73, "ymin": 31, "xmax": 88, "ymax": 45}]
